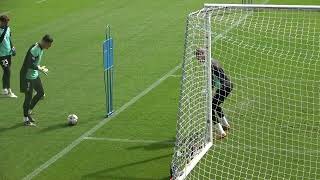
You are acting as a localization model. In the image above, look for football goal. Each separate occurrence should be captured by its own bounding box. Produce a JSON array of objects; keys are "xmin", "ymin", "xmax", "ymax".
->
[{"xmin": 171, "ymin": 4, "xmax": 320, "ymax": 180}]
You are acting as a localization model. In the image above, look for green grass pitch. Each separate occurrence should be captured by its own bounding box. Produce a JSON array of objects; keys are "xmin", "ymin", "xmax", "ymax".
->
[{"xmin": 0, "ymin": 0, "xmax": 319, "ymax": 179}]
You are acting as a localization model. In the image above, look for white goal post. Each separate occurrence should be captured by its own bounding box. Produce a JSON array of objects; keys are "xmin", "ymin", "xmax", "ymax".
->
[{"xmin": 171, "ymin": 4, "xmax": 320, "ymax": 180}]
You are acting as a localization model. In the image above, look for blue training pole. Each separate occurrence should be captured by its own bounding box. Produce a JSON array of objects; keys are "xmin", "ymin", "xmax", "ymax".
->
[{"xmin": 103, "ymin": 25, "xmax": 114, "ymax": 117}]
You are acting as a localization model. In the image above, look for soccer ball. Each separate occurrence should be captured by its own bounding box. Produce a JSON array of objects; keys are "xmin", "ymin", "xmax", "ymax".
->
[{"xmin": 67, "ymin": 114, "xmax": 78, "ymax": 126}]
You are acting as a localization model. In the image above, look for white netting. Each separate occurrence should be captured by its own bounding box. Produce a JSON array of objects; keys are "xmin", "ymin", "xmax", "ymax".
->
[{"xmin": 172, "ymin": 4, "xmax": 320, "ymax": 180}]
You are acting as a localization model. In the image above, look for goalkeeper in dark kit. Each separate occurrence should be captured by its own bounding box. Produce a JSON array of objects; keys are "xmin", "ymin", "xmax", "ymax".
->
[
  {"xmin": 195, "ymin": 48, "xmax": 233, "ymax": 139},
  {"xmin": 169, "ymin": 48, "xmax": 234, "ymax": 180}
]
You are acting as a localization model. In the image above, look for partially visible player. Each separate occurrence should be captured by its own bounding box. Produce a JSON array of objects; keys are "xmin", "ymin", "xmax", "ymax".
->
[
  {"xmin": 169, "ymin": 49, "xmax": 233, "ymax": 178},
  {"xmin": 196, "ymin": 48, "xmax": 233, "ymax": 139},
  {"xmin": 20, "ymin": 35, "xmax": 53, "ymax": 126},
  {"xmin": 0, "ymin": 15, "xmax": 17, "ymax": 98}
]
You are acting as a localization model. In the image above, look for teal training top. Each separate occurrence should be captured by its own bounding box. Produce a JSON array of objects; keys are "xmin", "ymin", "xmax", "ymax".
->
[
  {"xmin": 26, "ymin": 43, "xmax": 43, "ymax": 80},
  {"xmin": 213, "ymin": 76, "xmax": 222, "ymax": 90},
  {"xmin": 0, "ymin": 27, "xmax": 12, "ymax": 57}
]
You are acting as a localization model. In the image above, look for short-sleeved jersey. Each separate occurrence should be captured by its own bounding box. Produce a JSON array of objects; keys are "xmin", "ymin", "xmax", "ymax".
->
[
  {"xmin": 0, "ymin": 26, "xmax": 12, "ymax": 57},
  {"xmin": 26, "ymin": 43, "xmax": 43, "ymax": 80}
]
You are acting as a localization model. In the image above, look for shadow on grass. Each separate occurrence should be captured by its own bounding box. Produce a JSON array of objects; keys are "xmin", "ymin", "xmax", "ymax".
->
[
  {"xmin": 38, "ymin": 122, "xmax": 71, "ymax": 133},
  {"xmin": 82, "ymin": 175, "xmax": 169, "ymax": 180},
  {"xmin": 0, "ymin": 95, "xmax": 12, "ymax": 99},
  {"xmin": 36, "ymin": 114, "xmax": 93, "ymax": 133},
  {"xmin": 82, "ymin": 153, "xmax": 172, "ymax": 180},
  {"xmin": 127, "ymin": 138, "xmax": 175, "ymax": 151},
  {"xmin": 0, "ymin": 123, "xmax": 22, "ymax": 134}
]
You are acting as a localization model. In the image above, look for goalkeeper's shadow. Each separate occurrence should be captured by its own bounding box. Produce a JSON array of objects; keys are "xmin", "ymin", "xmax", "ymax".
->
[
  {"xmin": 37, "ymin": 122, "xmax": 72, "ymax": 133},
  {"xmin": 0, "ymin": 123, "xmax": 21, "ymax": 134},
  {"xmin": 126, "ymin": 138, "xmax": 175, "ymax": 151},
  {"xmin": 82, "ymin": 153, "xmax": 172, "ymax": 180}
]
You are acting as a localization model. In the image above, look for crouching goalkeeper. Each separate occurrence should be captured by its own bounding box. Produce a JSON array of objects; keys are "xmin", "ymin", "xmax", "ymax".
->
[
  {"xmin": 20, "ymin": 35, "xmax": 53, "ymax": 126},
  {"xmin": 196, "ymin": 48, "xmax": 233, "ymax": 139},
  {"xmin": 169, "ymin": 49, "xmax": 234, "ymax": 179}
]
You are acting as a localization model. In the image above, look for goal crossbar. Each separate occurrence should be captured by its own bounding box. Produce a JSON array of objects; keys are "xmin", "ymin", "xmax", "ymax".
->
[
  {"xmin": 190, "ymin": 4, "xmax": 320, "ymax": 17},
  {"xmin": 204, "ymin": 4, "xmax": 320, "ymax": 10}
]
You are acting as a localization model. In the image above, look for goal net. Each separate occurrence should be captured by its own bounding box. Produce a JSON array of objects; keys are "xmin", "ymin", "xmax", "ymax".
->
[{"xmin": 171, "ymin": 4, "xmax": 320, "ymax": 180}]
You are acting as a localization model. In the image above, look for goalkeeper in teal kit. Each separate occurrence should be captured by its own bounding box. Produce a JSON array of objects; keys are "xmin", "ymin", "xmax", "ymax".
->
[{"xmin": 20, "ymin": 35, "xmax": 53, "ymax": 126}]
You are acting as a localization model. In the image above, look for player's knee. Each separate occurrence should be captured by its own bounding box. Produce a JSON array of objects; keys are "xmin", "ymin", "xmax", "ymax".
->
[
  {"xmin": 38, "ymin": 92, "xmax": 45, "ymax": 99},
  {"xmin": 41, "ymin": 93, "xmax": 45, "ymax": 100},
  {"xmin": 223, "ymin": 85, "xmax": 233, "ymax": 97},
  {"xmin": 25, "ymin": 91, "xmax": 33, "ymax": 98},
  {"xmin": 5, "ymin": 67, "xmax": 10, "ymax": 75},
  {"xmin": 229, "ymin": 82, "xmax": 234, "ymax": 92},
  {"xmin": 3, "ymin": 68, "xmax": 10, "ymax": 77}
]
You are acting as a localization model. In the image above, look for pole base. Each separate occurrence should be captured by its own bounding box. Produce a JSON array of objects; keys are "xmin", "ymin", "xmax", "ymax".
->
[{"xmin": 105, "ymin": 111, "xmax": 114, "ymax": 118}]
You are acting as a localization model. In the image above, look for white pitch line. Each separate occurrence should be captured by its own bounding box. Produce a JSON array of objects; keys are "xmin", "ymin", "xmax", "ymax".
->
[
  {"xmin": 213, "ymin": 143, "xmax": 320, "ymax": 154},
  {"xmin": 22, "ymin": 64, "xmax": 181, "ymax": 180},
  {"xmin": 169, "ymin": 75, "xmax": 182, "ymax": 78},
  {"xmin": 36, "ymin": 0, "xmax": 47, "ymax": 4},
  {"xmin": 85, "ymin": 136, "xmax": 319, "ymax": 155},
  {"xmin": 236, "ymin": 77, "xmax": 320, "ymax": 83},
  {"xmin": 169, "ymin": 75, "xmax": 319, "ymax": 83},
  {"xmin": 23, "ymin": 1, "xmax": 270, "ymax": 178},
  {"xmin": 86, "ymin": 137, "xmax": 320, "ymax": 154},
  {"xmin": 84, "ymin": 137, "xmax": 175, "ymax": 144}
]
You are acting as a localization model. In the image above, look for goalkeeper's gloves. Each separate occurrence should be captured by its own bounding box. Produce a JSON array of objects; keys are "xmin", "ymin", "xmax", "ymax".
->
[
  {"xmin": 11, "ymin": 47, "xmax": 16, "ymax": 56},
  {"xmin": 38, "ymin": 65, "xmax": 49, "ymax": 75}
]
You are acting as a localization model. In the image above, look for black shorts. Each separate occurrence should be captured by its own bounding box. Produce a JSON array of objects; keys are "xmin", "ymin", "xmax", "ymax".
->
[
  {"xmin": 0, "ymin": 55, "xmax": 12, "ymax": 69},
  {"xmin": 25, "ymin": 77, "xmax": 44, "ymax": 94},
  {"xmin": 213, "ymin": 85, "xmax": 233, "ymax": 107}
]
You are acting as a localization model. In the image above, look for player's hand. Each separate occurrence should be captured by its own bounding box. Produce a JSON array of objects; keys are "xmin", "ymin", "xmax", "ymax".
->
[
  {"xmin": 38, "ymin": 65, "xmax": 49, "ymax": 75},
  {"xmin": 11, "ymin": 47, "xmax": 16, "ymax": 56},
  {"xmin": 41, "ymin": 66, "xmax": 49, "ymax": 74}
]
